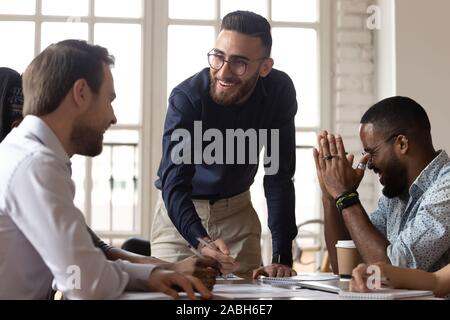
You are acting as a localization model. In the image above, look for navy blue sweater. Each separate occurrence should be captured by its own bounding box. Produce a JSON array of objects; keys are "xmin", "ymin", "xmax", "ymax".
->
[{"xmin": 155, "ymin": 68, "xmax": 298, "ymax": 265}]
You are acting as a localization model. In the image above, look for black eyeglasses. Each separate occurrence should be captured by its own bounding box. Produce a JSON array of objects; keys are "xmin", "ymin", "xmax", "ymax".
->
[
  {"xmin": 207, "ymin": 49, "xmax": 267, "ymax": 76},
  {"xmin": 362, "ymin": 134, "xmax": 400, "ymax": 159}
]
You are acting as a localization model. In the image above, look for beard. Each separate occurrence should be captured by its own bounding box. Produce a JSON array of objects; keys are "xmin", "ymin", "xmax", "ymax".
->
[
  {"xmin": 70, "ymin": 120, "xmax": 104, "ymax": 157},
  {"xmin": 378, "ymin": 156, "xmax": 408, "ymax": 198},
  {"xmin": 209, "ymin": 71, "xmax": 259, "ymax": 106}
]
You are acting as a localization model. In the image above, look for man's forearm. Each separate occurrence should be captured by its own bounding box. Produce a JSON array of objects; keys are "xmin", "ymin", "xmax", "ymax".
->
[
  {"xmin": 342, "ymin": 203, "xmax": 390, "ymax": 264},
  {"xmin": 323, "ymin": 196, "xmax": 351, "ymax": 274},
  {"xmin": 377, "ymin": 263, "xmax": 440, "ymax": 295},
  {"xmin": 272, "ymin": 240, "xmax": 293, "ymax": 267},
  {"xmin": 434, "ymin": 264, "xmax": 450, "ymax": 297},
  {"xmin": 105, "ymin": 247, "xmax": 168, "ymax": 265}
]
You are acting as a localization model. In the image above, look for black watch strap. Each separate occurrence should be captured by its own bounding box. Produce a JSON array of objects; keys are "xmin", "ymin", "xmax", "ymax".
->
[
  {"xmin": 335, "ymin": 191, "xmax": 360, "ymax": 214},
  {"xmin": 272, "ymin": 254, "xmax": 292, "ymax": 266}
]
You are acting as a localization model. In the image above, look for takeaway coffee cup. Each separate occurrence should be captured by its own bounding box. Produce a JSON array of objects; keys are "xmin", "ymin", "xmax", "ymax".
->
[{"xmin": 335, "ymin": 240, "xmax": 362, "ymax": 278}]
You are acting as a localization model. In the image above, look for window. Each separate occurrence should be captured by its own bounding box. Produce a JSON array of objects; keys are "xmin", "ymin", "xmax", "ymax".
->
[
  {"xmin": 0, "ymin": 0, "xmax": 144, "ymax": 244},
  {"xmin": 0, "ymin": 0, "xmax": 330, "ymax": 255}
]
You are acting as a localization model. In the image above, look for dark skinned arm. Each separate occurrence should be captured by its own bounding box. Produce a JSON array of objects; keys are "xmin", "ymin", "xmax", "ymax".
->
[
  {"xmin": 341, "ymin": 203, "xmax": 390, "ymax": 263},
  {"xmin": 314, "ymin": 131, "xmax": 351, "ymax": 273},
  {"xmin": 323, "ymin": 196, "xmax": 352, "ymax": 273},
  {"xmin": 316, "ymin": 132, "xmax": 390, "ymax": 266}
]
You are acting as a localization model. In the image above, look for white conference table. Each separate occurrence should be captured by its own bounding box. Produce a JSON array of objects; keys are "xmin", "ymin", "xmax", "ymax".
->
[
  {"xmin": 118, "ymin": 276, "xmax": 336, "ymax": 300},
  {"xmin": 118, "ymin": 277, "xmax": 439, "ymax": 300},
  {"xmin": 119, "ymin": 283, "xmax": 338, "ymax": 300}
]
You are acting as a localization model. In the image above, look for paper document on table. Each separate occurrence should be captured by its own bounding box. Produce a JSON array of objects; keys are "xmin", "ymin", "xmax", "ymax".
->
[
  {"xmin": 216, "ymin": 273, "xmax": 244, "ymax": 280},
  {"xmin": 119, "ymin": 284, "xmax": 297, "ymax": 300},
  {"xmin": 339, "ymin": 288, "xmax": 434, "ymax": 300},
  {"xmin": 118, "ymin": 283, "xmax": 341, "ymax": 300},
  {"xmin": 258, "ymin": 273, "xmax": 339, "ymax": 285},
  {"xmin": 213, "ymin": 284, "xmax": 338, "ymax": 299},
  {"xmin": 118, "ymin": 292, "xmax": 192, "ymax": 300},
  {"xmin": 214, "ymin": 284, "xmax": 285, "ymax": 293}
]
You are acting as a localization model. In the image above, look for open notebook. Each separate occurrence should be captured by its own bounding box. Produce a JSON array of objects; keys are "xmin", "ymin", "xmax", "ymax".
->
[
  {"xmin": 339, "ymin": 288, "xmax": 434, "ymax": 300},
  {"xmin": 258, "ymin": 273, "xmax": 339, "ymax": 285}
]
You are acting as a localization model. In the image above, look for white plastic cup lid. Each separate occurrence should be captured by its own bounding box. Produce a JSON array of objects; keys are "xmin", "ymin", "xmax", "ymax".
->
[{"xmin": 335, "ymin": 240, "xmax": 356, "ymax": 248}]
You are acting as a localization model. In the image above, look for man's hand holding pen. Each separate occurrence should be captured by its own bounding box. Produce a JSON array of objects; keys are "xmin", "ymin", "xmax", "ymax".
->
[
  {"xmin": 197, "ymin": 237, "xmax": 239, "ymax": 275},
  {"xmin": 172, "ymin": 253, "xmax": 220, "ymax": 291}
]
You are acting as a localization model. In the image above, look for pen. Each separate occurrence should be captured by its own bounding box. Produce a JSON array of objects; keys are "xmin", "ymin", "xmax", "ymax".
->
[
  {"xmin": 197, "ymin": 237, "xmax": 219, "ymax": 251},
  {"xmin": 187, "ymin": 244, "xmax": 204, "ymax": 259},
  {"xmin": 188, "ymin": 244, "xmax": 223, "ymax": 276},
  {"xmin": 196, "ymin": 237, "xmax": 229, "ymax": 280}
]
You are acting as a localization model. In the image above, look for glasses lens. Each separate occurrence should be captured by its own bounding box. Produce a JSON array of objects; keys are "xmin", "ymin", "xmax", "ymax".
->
[
  {"xmin": 208, "ymin": 54, "xmax": 223, "ymax": 70},
  {"xmin": 229, "ymin": 61, "xmax": 246, "ymax": 76}
]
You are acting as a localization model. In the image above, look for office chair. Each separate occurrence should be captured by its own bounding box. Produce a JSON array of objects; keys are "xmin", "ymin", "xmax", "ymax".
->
[
  {"xmin": 292, "ymin": 219, "xmax": 330, "ymax": 272},
  {"xmin": 121, "ymin": 237, "xmax": 151, "ymax": 256}
]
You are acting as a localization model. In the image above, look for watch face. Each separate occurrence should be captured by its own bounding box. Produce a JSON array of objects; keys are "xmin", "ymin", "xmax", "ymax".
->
[
  {"xmin": 272, "ymin": 255, "xmax": 293, "ymax": 267},
  {"xmin": 272, "ymin": 255, "xmax": 281, "ymax": 264}
]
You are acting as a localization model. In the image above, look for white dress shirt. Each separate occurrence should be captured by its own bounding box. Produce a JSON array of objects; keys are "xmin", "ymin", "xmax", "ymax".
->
[{"xmin": 0, "ymin": 115, "xmax": 156, "ymax": 299}]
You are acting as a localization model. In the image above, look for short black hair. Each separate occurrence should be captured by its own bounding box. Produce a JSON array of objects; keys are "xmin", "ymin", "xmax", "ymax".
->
[
  {"xmin": 360, "ymin": 96, "xmax": 432, "ymax": 146},
  {"xmin": 221, "ymin": 11, "xmax": 272, "ymax": 56},
  {"xmin": 0, "ymin": 67, "xmax": 24, "ymax": 141}
]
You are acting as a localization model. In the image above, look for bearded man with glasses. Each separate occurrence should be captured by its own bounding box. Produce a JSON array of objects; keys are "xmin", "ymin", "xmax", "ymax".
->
[
  {"xmin": 152, "ymin": 11, "xmax": 298, "ymax": 279},
  {"xmin": 314, "ymin": 96, "xmax": 450, "ymax": 275}
]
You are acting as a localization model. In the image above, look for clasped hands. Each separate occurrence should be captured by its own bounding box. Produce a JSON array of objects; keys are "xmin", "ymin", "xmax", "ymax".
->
[{"xmin": 313, "ymin": 131, "xmax": 370, "ymax": 199}]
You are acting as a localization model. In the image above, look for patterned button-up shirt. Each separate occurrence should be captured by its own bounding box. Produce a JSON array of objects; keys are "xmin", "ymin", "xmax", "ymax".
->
[{"xmin": 370, "ymin": 150, "xmax": 450, "ymax": 272}]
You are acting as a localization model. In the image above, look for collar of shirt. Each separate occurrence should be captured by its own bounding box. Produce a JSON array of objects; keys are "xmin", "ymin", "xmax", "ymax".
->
[
  {"xmin": 408, "ymin": 150, "xmax": 450, "ymax": 198},
  {"xmin": 18, "ymin": 115, "xmax": 72, "ymax": 170}
]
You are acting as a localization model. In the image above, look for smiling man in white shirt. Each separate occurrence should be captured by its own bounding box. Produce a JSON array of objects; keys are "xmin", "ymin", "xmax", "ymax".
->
[{"xmin": 0, "ymin": 39, "xmax": 211, "ymax": 300}]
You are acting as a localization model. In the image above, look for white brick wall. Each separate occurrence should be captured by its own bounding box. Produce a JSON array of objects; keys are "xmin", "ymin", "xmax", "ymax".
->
[
  {"xmin": 337, "ymin": 30, "xmax": 372, "ymax": 44},
  {"xmin": 333, "ymin": 0, "xmax": 378, "ymax": 211},
  {"xmin": 337, "ymin": 15, "xmax": 364, "ymax": 29},
  {"xmin": 338, "ymin": 0, "xmax": 370, "ymax": 13}
]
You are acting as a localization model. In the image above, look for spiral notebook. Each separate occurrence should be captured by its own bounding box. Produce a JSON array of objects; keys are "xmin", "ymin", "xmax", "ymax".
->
[
  {"xmin": 339, "ymin": 288, "xmax": 434, "ymax": 300},
  {"xmin": 258, "ymin": 273, "xmax": 339, "ymax": 285}
]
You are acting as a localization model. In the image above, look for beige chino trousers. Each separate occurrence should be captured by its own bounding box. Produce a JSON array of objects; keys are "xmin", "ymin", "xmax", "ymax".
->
[{"xmin": 150, "ymin": 190, "xmax": 262, "ymax": 277}]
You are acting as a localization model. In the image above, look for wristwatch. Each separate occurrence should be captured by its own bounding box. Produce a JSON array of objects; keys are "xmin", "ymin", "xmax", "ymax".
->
[
  {"xmin": 272, "ymin": 254, "xmax": 292, "ymax": 267},
  {"xmin": 335, "ymin": 191, "xmax": 360, "ymax": 214}
]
